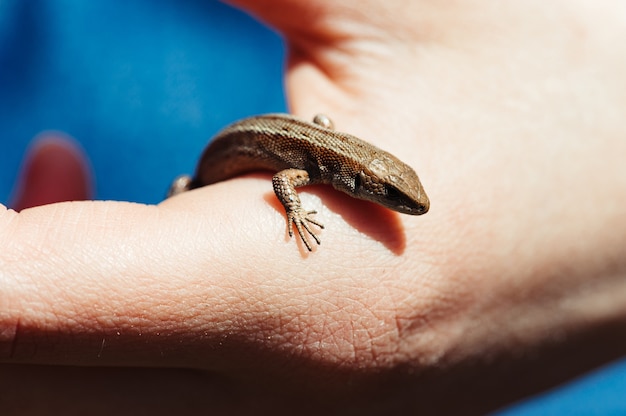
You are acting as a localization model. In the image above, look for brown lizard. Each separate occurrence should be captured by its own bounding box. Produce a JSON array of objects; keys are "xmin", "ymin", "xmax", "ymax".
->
[{"xmin": 168, "ymin": 114, "xmax": 430, "ymax": 251}]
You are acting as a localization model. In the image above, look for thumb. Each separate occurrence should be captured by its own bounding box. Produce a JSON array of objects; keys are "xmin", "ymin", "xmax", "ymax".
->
[{"xmin": 11, "ymin": 133, "xmax": 93, "ymax": 211}]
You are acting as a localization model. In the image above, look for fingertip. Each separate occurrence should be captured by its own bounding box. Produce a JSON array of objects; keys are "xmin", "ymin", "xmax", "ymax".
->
[{"xmin": 11, "ymin": 133, "xmax": 93, "ymax": 211}]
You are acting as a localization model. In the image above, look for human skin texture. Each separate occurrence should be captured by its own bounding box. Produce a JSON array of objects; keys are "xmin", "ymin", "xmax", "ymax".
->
[{"xmin": 1, "ymin": 0, "xmax": 626, "ymax": 414}]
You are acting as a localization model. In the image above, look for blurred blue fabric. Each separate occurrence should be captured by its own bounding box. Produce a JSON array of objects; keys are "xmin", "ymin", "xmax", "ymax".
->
[
  {"xmin": 495, "ymin": 358, "xmax": 626, "ymax": 416},
  {"xmin": 0, "ymin": 0, "xmax": 285, "ymax": 204},
  {"xmin": 0, "ymin": 0, "xmax": 623, "ymax": 413}
]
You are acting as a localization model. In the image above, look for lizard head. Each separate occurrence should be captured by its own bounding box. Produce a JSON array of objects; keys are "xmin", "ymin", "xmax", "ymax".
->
[{"xmin": 353, "ymin": 154, "xmax": 430, "ymax": 216}]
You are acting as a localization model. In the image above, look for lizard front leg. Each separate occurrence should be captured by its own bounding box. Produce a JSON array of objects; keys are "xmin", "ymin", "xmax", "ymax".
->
[{"xmin": 272, "ymin": 169, "xmax": 324, "ymax": 251}]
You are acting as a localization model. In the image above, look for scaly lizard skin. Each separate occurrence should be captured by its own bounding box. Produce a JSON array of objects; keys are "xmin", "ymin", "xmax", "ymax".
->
[{"xmin": 168, "ymin": 114, "xmax": 430, "ymax": 251}]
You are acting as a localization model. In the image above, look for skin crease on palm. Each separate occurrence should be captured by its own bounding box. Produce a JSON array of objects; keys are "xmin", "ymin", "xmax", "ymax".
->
[{"xmin": 1, "ymin": 0, "xmax": 626, "ymax": 414}]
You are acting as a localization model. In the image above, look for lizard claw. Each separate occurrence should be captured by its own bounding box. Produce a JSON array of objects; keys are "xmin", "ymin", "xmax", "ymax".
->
[{"xmin": 287, "ymin": 209, "xmax": 324, "ymax": 251}]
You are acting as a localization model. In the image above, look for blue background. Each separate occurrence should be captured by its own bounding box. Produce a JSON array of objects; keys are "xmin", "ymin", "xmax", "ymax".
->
[
  {"xmin": 0, "ymin": 0, "xmax": 623, "ymax": 413},
  {"xmin": 0, "ymin": 0, "xmax": 285, "ymax": 203}
]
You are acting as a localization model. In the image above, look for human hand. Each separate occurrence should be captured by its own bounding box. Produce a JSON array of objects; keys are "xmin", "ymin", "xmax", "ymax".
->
[{"xmin": 2, "ymin": 1, "xmax": 626, "ymax": 414}]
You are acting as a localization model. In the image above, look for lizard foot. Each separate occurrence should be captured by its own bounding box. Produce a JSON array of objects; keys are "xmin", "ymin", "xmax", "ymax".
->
[{"xmin": 287, "ymin": 209, "xmax": 325, "ymax": 251}]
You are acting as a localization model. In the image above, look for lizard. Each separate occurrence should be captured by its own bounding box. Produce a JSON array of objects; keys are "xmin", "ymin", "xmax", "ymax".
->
[{"xmin": 168, "ymin": 113, "xmax": 430, "ymax": 251}]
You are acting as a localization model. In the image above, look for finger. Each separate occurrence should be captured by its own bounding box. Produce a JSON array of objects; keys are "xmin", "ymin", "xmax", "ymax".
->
[
  {"xmin": 225, "ymin": 0, "xmax": 392, "ymax": 120},
  {"xmin": 0, "ymin": 177, "xmax": 390, "ymax": 372},
  {"xmin": 11, "ymin": 133, "xmax": 93, "ymax": 211}
]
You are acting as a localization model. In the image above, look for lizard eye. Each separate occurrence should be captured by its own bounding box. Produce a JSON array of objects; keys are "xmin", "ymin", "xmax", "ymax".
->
[
  {"xmin": 354, "ymin": 173, "xmax": 362, "ymax": 190},
  {"xmin": 386, "ymin": 185, "xmax": 401, "ymax": 200}
]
